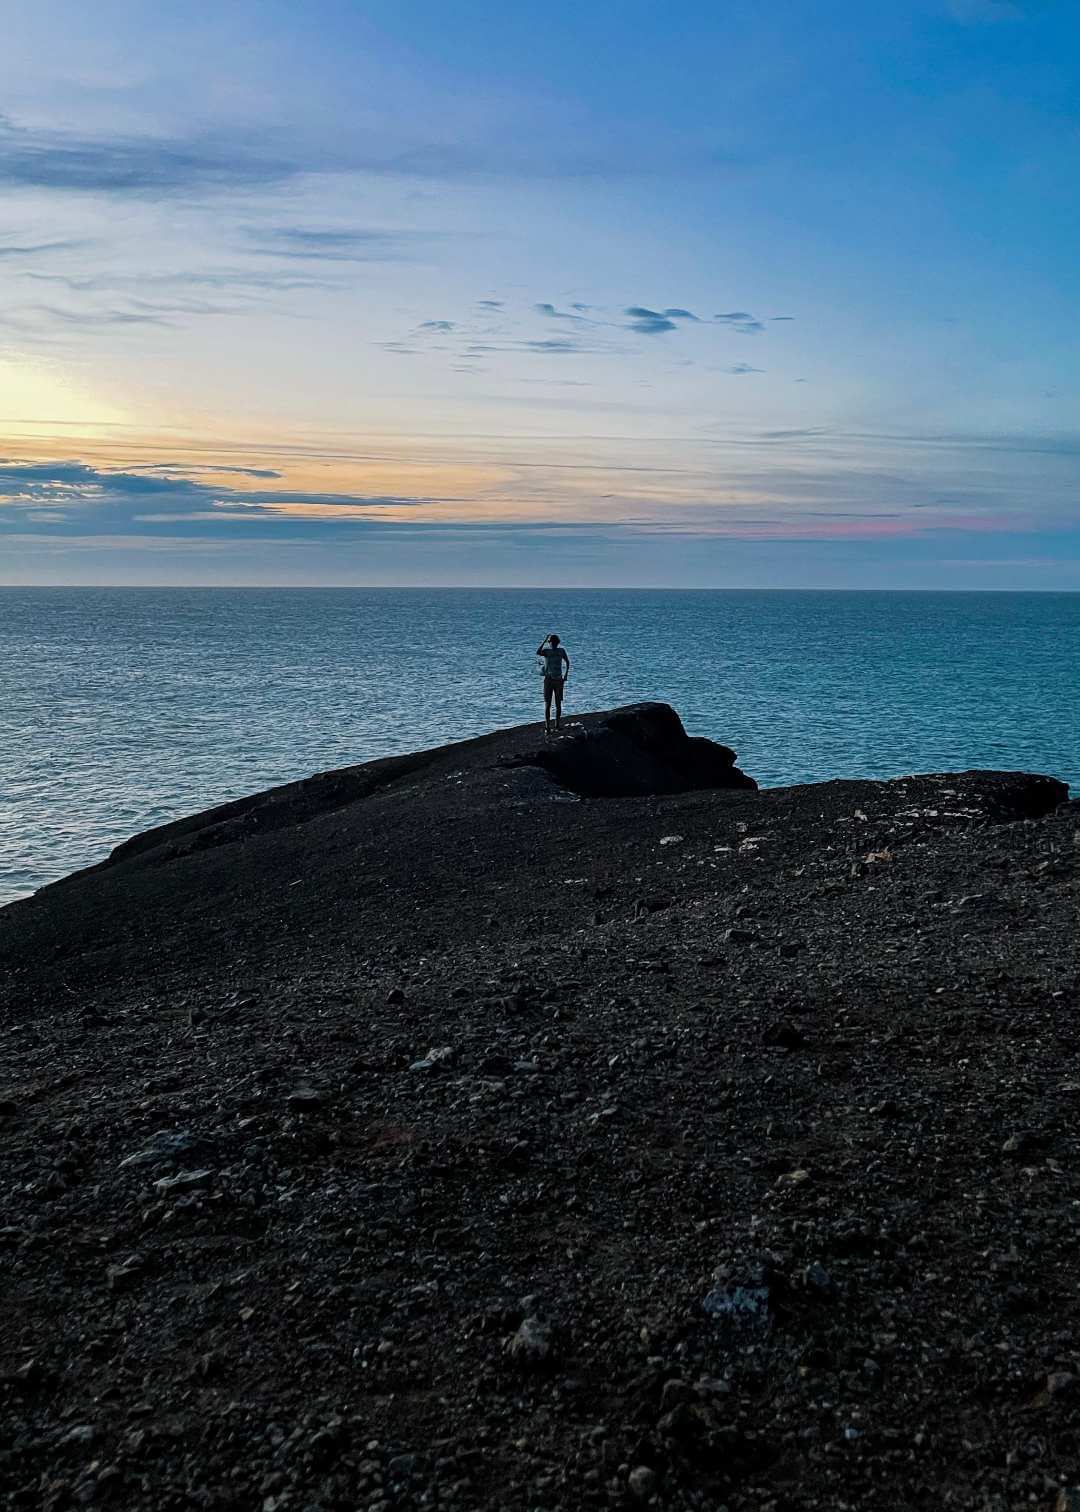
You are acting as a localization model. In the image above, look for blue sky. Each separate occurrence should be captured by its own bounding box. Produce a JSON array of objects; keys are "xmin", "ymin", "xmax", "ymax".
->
[{"xmin": 0, "ymin": 0, "xmax": 1077, "ymax": 585}]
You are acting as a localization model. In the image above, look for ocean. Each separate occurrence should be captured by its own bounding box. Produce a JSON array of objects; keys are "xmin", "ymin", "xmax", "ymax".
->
[{"xmin": 1, "ymin": 587, "xmax": 1077, "ymax": 906}]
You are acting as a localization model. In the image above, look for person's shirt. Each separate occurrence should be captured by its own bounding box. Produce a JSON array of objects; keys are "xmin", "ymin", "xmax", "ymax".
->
[{"xmin": 540, "ymin": 644, "xmax": 568, "ymax": 678}]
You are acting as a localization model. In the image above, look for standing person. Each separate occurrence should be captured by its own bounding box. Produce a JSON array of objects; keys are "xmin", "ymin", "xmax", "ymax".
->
[{"xmin": 536, "ymin": 633, "xmax": 570, "ymax": 733}]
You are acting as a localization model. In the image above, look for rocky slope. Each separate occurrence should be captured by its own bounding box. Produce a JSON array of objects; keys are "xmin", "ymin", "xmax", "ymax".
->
[{"xmin": 0, "ymin": 704, "xmax": 1077, "ymax": 1512}]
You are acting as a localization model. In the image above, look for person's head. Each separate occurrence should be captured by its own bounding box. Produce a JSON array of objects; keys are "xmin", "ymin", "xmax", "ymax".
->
[{"xmin": 549, "ymin": 634, "xmax": 560, "ymax": 646}]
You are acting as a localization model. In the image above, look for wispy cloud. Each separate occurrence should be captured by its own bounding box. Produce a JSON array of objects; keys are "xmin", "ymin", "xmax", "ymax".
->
[
  {"xmin": 758, "ymin": 428, "xmax": 831, "ymax": 441},
  {"xmin": 0, "ymin": 114, "xmax": 301, "ymax": 195},
  {"xmin": 7, "ymin": 265, "xmax": 325, "ymax": 335},
  {"xmin": 0, "ymin": 460, "xmax": 442, "ymax": 525},
  {"xmin": 243, "ymin": 225, "xmax": 443, "ymax": 262},
  {"xmin": 523, "ymin": 338, "xmax": 589, "ymax": 353},
  {"xmin": 624, "ymin": 306, "xmax": 678, "ymax": 334},
  {"xmin": 714, "ymin": 311, "xmax": 765, "ymax": 334},
  {"xmin": 535, "ymin": 302, "xmax": 590, "ymax": 322},
  {"xmin": 0, "ymin": 237, "xmax": 85, "ymax": 258},
  {"xmin": 623, "ymin": 305, "xmax": 701, "ymax": 335},
  {"xmin": 727, "ymin": 363, "xmax": 764, "ymax": 375},
  {"xmin": 22, "ymin": 268, "xmax": 331, "ymax": 297},
  {"xmin": 0, "ymin": 109, "xmax": 724, "ymax": 203},
  {"xmin": 4, "ymin": 303, "xmax": 169, "ymax": 330},
  {"xmin": 421, "ymin": 335, "xmax": 605, "ymax": 357},
  {"xmin": 383, "ymin": 295, "xmax": 758, "ymax": 363},
  {"xmin": 137, "ymin": 464, "xmax": 282, "ymax": 479}
]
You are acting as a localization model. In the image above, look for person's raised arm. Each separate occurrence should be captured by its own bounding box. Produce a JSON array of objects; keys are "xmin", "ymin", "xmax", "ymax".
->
[{"xmin": 536, "ymin": 636, "xmax": 549, "ymax": 656}]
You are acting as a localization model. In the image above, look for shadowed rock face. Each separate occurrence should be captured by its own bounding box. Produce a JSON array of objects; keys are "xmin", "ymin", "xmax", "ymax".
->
[{"xmin": 502, "ymin": 703, "xmax": 757, "ymax": 798}]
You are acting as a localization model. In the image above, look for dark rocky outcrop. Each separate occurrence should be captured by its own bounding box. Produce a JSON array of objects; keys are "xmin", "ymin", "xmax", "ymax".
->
[
  {"xmin": 65, "ymin": 703, "xmax": 753, "ymax": 881},
  {"xmin": 50, "ymin": 707, "xmax": 1069, "ymax": 899},
  {"xmin": 502, "ymin": 702, "xmax": 757, "ymax": 798}
]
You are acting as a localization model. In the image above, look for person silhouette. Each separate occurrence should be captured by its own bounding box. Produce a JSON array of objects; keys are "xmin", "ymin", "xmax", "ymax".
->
[{"xmin": 536, "ymin": 633, "xmax": 570, "ymax": 733}]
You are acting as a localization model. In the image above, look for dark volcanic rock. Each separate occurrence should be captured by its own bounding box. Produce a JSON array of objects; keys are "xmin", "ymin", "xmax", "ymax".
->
[
  {"xmin": 72, "ymin": 702, "xmax": 751, "ymax": 883},
  {"xmin": 503, "ymin": 702, "xmax": 756, "ymax": 797},
  {"xmin": 0, "ymin": 706, "xmax": 1074, "ymax": 1511}
]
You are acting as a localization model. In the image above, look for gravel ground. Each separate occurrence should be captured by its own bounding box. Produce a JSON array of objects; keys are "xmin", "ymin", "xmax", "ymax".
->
[{"xmin": 1, "ymin": 704, "xmax": 1077, "ymax": 1512}]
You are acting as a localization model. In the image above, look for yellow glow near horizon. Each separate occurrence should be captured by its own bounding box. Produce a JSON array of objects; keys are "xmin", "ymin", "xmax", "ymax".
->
[
  {"xmin": 0, "ymin": 357, "xmax": 131, "ymax": 433},
  {"xmin": 0, "ymin": 424, "xmax": 519, "ymax": 512},
  {"xmin": 0, "ymin": 412, "xmax": 835, "ymax": 532}
]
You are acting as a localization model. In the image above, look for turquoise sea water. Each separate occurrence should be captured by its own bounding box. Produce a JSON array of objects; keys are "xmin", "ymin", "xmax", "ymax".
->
[{"xmin": 1, "ymin": 588, "xmax": 1077, "ymax": 905}]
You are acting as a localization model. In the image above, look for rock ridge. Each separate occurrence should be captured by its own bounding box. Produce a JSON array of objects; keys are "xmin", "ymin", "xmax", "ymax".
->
[{"xmin": 60, "ymin": 703, "xmax": 755, "ymax": 884}]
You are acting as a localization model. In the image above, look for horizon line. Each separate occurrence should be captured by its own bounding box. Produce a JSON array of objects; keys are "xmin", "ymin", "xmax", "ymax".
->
[{"xmin": 2, "ymin": 584, "xmax": 1078, "ymax": 595}]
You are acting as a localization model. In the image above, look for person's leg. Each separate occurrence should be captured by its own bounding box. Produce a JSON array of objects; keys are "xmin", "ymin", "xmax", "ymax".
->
[
  {"xmin": 553, "ymin": 677, "xmax": 563, "ymax": 729},
  {"xmin": 543, "ymin": 677, "xmax": 553, "ymax": 732}
]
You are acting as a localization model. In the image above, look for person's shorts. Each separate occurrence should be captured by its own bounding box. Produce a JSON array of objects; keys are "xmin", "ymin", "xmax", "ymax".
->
[{"xmin": 543, "ymin": 675, "xmax": 565, "ymax": 696}]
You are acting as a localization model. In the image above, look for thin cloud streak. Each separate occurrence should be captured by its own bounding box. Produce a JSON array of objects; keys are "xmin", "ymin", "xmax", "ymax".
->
[
  {"xmin": 0, "ymin": 115, "xmax": 302, "ymax": 195},
  {"xmin": 0, "ymin": 239, "xmax": 85, "ymax": 258},
  {"xmin": 0, "ymin": 461, "xmax": 447, "ymax": 522},
  {"xmin": 23, "ymin": 269, "xmax": 331, "ymax": 294},
  {"xmin": 242, "ymin": 226, "xmax": 446, "ymax": 262},
  {"xmin": 0, "ymin": 110, "xmax": 735, "ymax": 200},
  {"xmin": 1, "ymin": 304, "xmax": 171, "ymax": 331}
]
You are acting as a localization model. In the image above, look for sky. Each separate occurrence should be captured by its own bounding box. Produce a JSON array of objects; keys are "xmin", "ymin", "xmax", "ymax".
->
[{"xmin": 0, "ymin": 0, "xmax": 1078, "ymax": 587}]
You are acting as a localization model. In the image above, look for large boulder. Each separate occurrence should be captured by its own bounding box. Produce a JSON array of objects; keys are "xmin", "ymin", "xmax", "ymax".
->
[{"xmin": 507, "ymin": 702, "xmax": 757, "ymax": 797}]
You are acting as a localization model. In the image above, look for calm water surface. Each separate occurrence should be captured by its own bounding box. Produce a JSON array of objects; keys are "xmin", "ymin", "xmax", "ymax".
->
[{"xmin": 1, "ymin": 588, "xmax": 1077, "ymax": 904}]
